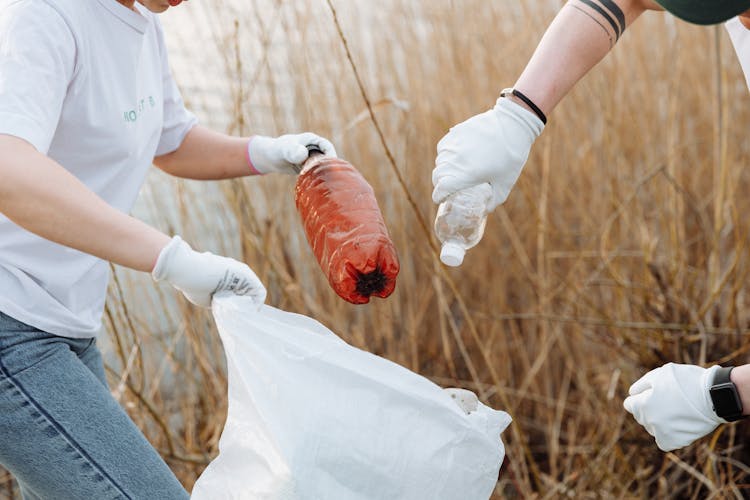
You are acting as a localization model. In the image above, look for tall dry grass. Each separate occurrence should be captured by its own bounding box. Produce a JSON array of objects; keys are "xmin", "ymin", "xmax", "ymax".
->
[{"xmin": 3, "ymin": 0, "xmax": 750, "ymax": 498}]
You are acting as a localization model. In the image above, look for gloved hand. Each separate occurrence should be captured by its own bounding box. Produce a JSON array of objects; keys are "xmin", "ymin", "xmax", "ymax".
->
[
  {"xmin": 248, "ymin": 133, "xmax": 337, "ymax": 175},
  {"xmin": 623, "ymin": 363, "xmax": 726, "ymax": 452},
  {"xmin": 152, "ymin": 236, "xmax": 267, "ymax": 308},
  {"xmin": 432, "ymin": 97, "xmax": 544, "ymax": 211}
]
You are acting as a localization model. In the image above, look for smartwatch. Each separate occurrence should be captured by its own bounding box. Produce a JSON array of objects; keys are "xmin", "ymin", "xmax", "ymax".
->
[{"xmin": 709, "ymin": 366, "xmax": 747, "ymax": 422}]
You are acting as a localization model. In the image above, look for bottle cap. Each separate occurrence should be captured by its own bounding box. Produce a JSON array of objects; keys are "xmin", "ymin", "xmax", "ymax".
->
[{"xmin": 440, "ymin": 242, "xmax": 466, "ymax": 267}]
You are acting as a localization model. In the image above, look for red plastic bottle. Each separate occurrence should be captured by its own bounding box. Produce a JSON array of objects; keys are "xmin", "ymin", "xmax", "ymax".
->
[{"xmin": 295, "ymin": 149, "xmax": 400, "ymax": 304}]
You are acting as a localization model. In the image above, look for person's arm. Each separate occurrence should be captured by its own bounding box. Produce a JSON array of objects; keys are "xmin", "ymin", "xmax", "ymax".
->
[
  {"xmin": 0, "ymin": 135, "xmax": 169, "ymax": 272},
  {"xmin": 0, "ymin": 134, "xmax": 267, "ymax": 307},
  {"xmin": 731, "ymin": 364, "xmax": 750, "ymax": 415},
  {"xmin": 432, "ymin": 0, "xmax": 664, "ymax": 208},
  {"xmin": 513, "ymin": 0, "xmax": 663, "ymax": 117},
  {"xmin": 153, "ymin": 126, "xmax": 337, "ymax": 180},
  {"xmin": 624, "ymin": 363, "xmax": 749, "ymax": 452},
  {"xmin": 154, "ymin": 126, "xmax": 249, "ymax": 180}
]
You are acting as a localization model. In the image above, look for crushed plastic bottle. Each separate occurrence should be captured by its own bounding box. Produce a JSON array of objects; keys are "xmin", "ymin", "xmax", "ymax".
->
[
  {"xmin": 434, "ymin": 183, "xmax": 493, "ymax": 267},
  {"xmin": 295, "ymin": 148, "xmax": 400, "ymax": 304}
]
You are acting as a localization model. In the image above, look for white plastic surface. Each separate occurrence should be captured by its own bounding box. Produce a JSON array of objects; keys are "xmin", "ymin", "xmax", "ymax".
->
[
  {"xmin": 441, "ymin": 242, "xmax": 466, "ymax": 267},
  {"xmin": 434, "ymin": 183, "xmax": 492, "ymax": 267},
  {"xmin": 192, "ymin": 296, "xmax": 511, "ymax": 500}
]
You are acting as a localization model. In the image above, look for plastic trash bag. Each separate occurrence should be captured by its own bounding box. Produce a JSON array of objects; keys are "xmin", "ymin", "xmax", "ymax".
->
[
  {"xmin": 295, "ymin": 153, "xmax": 400, "ymax": 305},
  {"xmin": 191, "ymin": 296, "xmax": 511, "ymax": 500}
]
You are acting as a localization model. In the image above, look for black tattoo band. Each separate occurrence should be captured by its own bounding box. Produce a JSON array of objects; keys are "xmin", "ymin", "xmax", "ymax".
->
[
  {"xmin": 570, "ymin": 4, "xmax": 614, "ymax": 48},
  {"xmin": 578, "ymin": 0, "xmax": 621, "ymax": 40},
  {"xmin": 599, "ymin": 0, "xmax": 626, "ymax": 36}
]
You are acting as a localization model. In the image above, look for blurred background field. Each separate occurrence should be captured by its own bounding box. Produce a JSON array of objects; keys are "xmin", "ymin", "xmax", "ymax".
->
[{"xmin": 5, "ymin": 0, "xmax": 750, "ymax": 497}]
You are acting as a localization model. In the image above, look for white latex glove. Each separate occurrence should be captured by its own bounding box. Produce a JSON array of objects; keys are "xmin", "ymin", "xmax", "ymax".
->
[
  {"xmin": 445, "ymin": 388, "xmax": 480, "ymax": 415},
  {"xmin": 247, "ymin": 133, "xmax": 337, "ymax": 175},
  {"xmin": 623, "ymin": 363, "xmax": 726, "ymax": 452},
  {"xmin": 432, "ymin": 97, "xmax": 544, "ymax": 211},
  {"xmin": 152, "ymin": 236, "xmax": 267, "ymax": 308}
]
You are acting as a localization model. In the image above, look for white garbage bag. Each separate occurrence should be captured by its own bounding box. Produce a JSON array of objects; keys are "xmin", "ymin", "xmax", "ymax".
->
[{"xmin": 192, "ymin": 296, "xmax": 511, "ymax": 500}]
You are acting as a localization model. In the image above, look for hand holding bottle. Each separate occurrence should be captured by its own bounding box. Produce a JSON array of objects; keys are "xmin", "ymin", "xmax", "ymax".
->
[
  {"xmin": 247, "ymin": 133, "xmax": 337, "ymax": 175},
  {"xmin": 432, "ymin": 98, "xmax": 544, "ymax": 211}
]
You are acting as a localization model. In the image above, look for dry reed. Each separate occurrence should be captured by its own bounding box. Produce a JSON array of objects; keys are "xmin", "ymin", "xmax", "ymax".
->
[{"xmin": 3, "ymin": 0, "xmax": 750, "ymax": 498}]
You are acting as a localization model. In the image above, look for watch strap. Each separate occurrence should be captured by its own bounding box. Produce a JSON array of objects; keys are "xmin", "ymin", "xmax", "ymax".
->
[{"xmin": 714, "ymin": 366, "xmax": 734, "ymax": 386}]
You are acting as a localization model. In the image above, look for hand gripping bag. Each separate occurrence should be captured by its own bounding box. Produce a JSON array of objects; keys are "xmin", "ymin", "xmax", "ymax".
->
[
  {"xmin": 295, "ymin": 151, "xmax": 400, "ymax": 305},
  {"xmin": 191, "ymin": 296, "xmax": 511, "ymax": 500}
]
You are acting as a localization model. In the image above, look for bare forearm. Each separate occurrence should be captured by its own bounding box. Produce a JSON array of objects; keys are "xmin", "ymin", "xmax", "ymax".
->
[
  {"xmin": 154, "ymin": 126, "xmax": 252, "ymax": 180},
  {"xmin": 512, "ymin": 0, "xmax": 661, "ymax": 116},
  {"xmin": 0, "ymin": 135, "xmax": 170, "ymax": 272},
  {"xmin": 730, "ymin": 365, "xmax": 750, "ymax": 416}
]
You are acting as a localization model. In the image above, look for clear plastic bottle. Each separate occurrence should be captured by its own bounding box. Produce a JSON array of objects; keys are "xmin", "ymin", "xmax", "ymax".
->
[{"xmin": 434, "ymin": 183, "xmax": 493, "ymax": 267}]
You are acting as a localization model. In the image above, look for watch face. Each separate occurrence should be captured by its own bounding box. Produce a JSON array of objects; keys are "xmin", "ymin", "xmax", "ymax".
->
[{"xmin": 711, "ymin": 383, "xmax": 742, "ymax": 416}]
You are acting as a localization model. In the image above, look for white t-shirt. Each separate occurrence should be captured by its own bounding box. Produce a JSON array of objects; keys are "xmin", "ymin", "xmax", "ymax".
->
[
  {"xmin": 727, "ymin": 17, "xmax": 750, "ymax": 90},
  {"xmin": 0, "ymin": 0, "xmax": 197, "ymax": 338}
]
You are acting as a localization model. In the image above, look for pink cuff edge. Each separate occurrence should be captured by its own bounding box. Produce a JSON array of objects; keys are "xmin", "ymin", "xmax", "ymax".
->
[{"xmin": 246, "ymin": 136, "xmax": 263, "ymax": 176}]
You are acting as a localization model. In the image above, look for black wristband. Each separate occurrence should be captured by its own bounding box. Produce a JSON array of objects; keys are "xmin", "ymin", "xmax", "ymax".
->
[{"xmin": 500, "ymin": 88, "xmax": 547, "ymax": 125}]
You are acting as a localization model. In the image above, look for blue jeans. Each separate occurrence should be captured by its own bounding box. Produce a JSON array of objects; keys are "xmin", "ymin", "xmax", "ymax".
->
[{"xmin": 0, "ymin": 312, "xmax": 189, "ymax": 500}]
